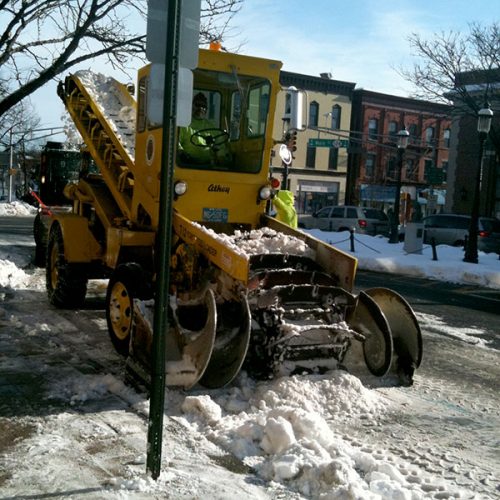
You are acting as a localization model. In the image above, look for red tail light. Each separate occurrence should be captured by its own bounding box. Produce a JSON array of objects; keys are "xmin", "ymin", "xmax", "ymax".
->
[
  {"xmin": 479, "ymin": 231, "xmax": 490, "ymax": 238},
  {"xmin": 358, "ymin": 219, "xmax": 368, "ymax": 228}
]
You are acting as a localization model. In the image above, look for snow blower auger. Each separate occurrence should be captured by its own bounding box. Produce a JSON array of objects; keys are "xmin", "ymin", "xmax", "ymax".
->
[{"xmin": 120, "ymin": 215, "xmax": 421, "ymax": 389}]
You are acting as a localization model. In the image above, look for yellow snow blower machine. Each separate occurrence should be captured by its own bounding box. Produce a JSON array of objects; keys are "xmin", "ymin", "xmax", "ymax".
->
[{"xmin": 47, "ymin": 47, "xmax": 422, "ymax": 389}]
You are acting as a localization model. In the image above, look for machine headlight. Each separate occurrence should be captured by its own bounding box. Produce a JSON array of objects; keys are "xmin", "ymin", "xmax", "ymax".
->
[
  {"xmin": 258, "ymin": 186, "xmax": 273, "ymax": 201},
  {"xmin": 174, "ymin": 180, "xmax": 187, "ymax": 196}
]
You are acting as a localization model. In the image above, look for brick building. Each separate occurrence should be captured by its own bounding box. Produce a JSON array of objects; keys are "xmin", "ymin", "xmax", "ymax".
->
[
  {"xmin": 445, "ymin": 68, "xmax": 500, "ymax": 218},
  {"xmin": 347, "ymin": 90, "xmax": 451, "ymax": 223}
]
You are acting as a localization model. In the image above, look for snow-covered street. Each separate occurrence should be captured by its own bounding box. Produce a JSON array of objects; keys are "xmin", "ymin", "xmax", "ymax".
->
[{"xmin": 0, "ymin": 202, "xmax": 499, "ymax": 499}]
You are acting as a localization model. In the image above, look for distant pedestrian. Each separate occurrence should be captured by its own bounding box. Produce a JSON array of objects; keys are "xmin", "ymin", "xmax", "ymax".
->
[{"xmin": 273, "ymin": 190, "xmax": 298, "ymax": 229}]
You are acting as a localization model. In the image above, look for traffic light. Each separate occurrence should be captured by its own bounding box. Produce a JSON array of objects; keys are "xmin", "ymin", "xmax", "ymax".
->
[{"xmin": 285, "ymin": 130, "xmax": 297, "ymax": 157}]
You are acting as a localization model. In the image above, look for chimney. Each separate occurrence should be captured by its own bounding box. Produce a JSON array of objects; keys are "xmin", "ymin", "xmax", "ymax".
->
[{"xmin": 320, "ymin": 72, "xmax": 332, "ymax": 79}]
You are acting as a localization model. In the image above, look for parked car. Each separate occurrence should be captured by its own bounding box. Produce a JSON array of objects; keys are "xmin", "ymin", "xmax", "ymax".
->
[
  {"xmin": 298, "ymin": 205, "xmax": 390, "ymax": 236},
  {"xmin": 423, "ymin": 214, "xmax": 500, "ymax": 253}
]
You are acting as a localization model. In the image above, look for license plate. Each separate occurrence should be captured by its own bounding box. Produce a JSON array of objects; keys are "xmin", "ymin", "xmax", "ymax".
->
[{"xmin": 203, "ymin": 208, "xmax": 228, "ymax": 222}]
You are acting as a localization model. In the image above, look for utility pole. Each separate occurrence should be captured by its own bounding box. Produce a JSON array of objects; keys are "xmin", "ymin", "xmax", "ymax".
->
[{"xmin": 8, "ymin": 129, "xmax": 14, "ymax": 203}]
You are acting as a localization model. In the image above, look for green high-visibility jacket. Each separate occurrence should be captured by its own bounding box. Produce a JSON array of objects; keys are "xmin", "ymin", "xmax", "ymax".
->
[{"xmin": 273, "ymin": 190, "xmax": 298, "ymax": 229}]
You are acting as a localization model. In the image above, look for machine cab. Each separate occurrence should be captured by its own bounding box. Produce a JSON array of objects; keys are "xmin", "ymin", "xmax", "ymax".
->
[{"xmin": 134, "ymin": 49, "xmax": 283, "ymax": 229}]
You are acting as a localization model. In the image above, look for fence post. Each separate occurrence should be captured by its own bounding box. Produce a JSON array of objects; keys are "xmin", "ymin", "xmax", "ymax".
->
[
  {"xmin": 431, "ymin": 237, "xmax": 438, "ymax": 261},
  {"xmin": 350, "ymin": 229, "xmax": 355, "ymax": 252}
]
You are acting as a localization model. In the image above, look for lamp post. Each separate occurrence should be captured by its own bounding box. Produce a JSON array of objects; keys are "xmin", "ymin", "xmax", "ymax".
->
[
  {"xmin": 463, "ymin": 103, "xmax": 494, "ymax": 263},
  {"xmin": 389, "ymin": 126, "xmax": 410, "ymax": 243}
]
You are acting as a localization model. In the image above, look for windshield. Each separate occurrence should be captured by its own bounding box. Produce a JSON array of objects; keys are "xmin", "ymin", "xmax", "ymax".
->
[{"xmin": 176, "ymin": 68, "xmax": 271, "ymax": 174}]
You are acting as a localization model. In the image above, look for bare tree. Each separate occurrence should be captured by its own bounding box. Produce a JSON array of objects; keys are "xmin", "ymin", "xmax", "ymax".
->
[
  {"xmin": 200, "ymin": 0, "xmax": 242, "ymax": 47},
  {"xmin": 0, "ymin": 100, "xmax": 41, "ymax": 150},
  {"xmin": 0, "ymin": 0, "xmax": 242, "ymax": 119},
  {"xmin": 400, "ymin": 23, "xmax": 500, "ymax": 105},
  {"xmin": 399, "ymin": 22, "xmax": 500, "ymax": 156}
]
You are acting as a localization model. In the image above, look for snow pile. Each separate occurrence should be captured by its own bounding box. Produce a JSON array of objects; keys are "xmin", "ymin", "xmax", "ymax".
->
[
  {"xmin": 0, "ymin": 259, "xmax": 30, "ymax": 288},
  {"xmin": 171, "ymin": 371, "xmax": 466, "ymax": 498},
  {"xmin": 74, "ymin": 70, "xmax": 136, "ymax": 158},
  {"xmin": 0, "ymin": 200, "xmax": 37, "ymax": 216},
  {"xmin": 193, "ymin": 224, "xmax": 315, "ymax": 259},
  {"xmin": 307, "ymin": 229, "xmax": 500, "ymax": 290}
]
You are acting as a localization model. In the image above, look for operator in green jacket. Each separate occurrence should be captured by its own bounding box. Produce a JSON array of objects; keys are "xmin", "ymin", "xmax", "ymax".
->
[
  {"xmin": 177, "ymin": 92, "xmax": 231, "ymax": 165},
  {"xmin": 273, "ymin": 190, "xmax": 298, "ymax": 229}
]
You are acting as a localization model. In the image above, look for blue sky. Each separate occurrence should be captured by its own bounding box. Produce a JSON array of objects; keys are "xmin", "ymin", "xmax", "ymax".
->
[
  {"xmin": 30, "ymin": 0, "xmax": 499, "ymax": 141},
  {"xmin": 235, "ymin": 0, "xmax": 499, "ymax": 94}
]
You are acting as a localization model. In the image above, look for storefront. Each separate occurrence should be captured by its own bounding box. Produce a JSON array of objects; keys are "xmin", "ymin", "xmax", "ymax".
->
[{"xmin": 296, "ymin": 180, "xmax": 339, "ymax": 214}]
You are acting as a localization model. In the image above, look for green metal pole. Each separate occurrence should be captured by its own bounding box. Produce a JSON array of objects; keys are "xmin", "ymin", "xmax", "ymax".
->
[{"xmin": 147, "ymin": 0, "xmax": 181, "ymax": 479}]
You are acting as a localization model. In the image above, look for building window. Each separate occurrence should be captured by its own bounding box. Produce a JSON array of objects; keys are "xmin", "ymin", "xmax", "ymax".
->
[
  {"xmin": 425, "ymin": 126, "xmax": 435, "ymax": 146},
  {"xmin": 328, "ymin": 147, "xmax": 338, "ymax": 170},
  {"xmin": 306, "ymin": 146, "xmax": 316, "ymax": 168},
  {"xmin": 331, "ymin": 105, "xmax": 341, "ymax": 130},
  {"xmin": 386, "ymin": 156, "xmax": 397, "ymax": 179},
  {"xmin": 368, "ymin": 118, "xmax": 378, "ymax": 140},
  {"xmin": 388, "ymin": 121, "xmax": 398, "ymax": 140},
  {"xmin": 443, "ymin": 128, "xmax": 450, "ymax": 148},
  {"xmin": 408, "ymin": 123, "xmax": 418, "ymax": 145},
  {"xmin": 309, "ymin": 101, "xmax": 319, "ymax": 127},
  {"xmin": 405, "ymin": 159, "xmax": 418, "ymax": 181},
  {"xmin": 365, "ymin": 154, "xmax": 376, "ymax": 178},
  {"xmin": 441, "ymin": 160, "xmax": 448, "ymax": 183},
  {"xmin": 424, "ymin": 159, "xmax": 433, "ymax": 182}
]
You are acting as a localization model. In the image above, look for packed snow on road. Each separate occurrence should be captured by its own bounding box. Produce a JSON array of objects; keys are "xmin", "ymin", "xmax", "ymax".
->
[{"xmin": 0, "ymin": 201, "xmax": 499, "ymax": 499}]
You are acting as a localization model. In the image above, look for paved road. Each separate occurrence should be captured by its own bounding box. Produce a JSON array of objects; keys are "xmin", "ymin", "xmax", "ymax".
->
[
  {"xmin": 355, "ymin": 269, "xmax": 500, "ymax": 350},
  {"xmin": 0, "ymin": 215, "xmax": 35, "ymax": 234}
]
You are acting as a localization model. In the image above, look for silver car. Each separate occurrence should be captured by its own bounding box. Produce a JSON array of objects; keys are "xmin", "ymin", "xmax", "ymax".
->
[
  {"xmin": 298, "ymin": 205, "xmax": 390, "ymax": 236},
  {"xmin": 423, "ymin": 214, "xmax": 500, "ymax": 253}
]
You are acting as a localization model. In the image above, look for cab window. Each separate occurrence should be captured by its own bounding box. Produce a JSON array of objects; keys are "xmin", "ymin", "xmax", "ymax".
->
[
  {"xmin": 246, "ymin": 84, "xmax": 269, "ymax": 137},
  {"xmin": 175, "ymin": 68, "xmax": 272, "ymax": 174}
]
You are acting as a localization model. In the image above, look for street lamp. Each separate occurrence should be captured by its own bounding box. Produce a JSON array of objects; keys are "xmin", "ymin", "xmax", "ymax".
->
[
  {"xmin": 389, "ymin": 126, "xmax": 410, "ymax": 243},
  {"xmin": 463, "ymin": 103, "xmax": 494, "ymax": 263}
]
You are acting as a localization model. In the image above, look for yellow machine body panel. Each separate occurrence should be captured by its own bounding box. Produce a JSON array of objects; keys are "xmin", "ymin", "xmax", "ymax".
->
[
  {"xmin": 49, "ymin": 214, "xmax": 102, "ymax": 263},
  {"xmin": 173, "ymin": 212, "xmax": 250, "ymax": 283}
]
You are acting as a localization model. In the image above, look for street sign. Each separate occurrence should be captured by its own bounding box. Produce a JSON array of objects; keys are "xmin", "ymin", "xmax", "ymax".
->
[
  {"xmin": 146, "ymin": 0, "xmax": 201, "ymax": 127},
  {"xmin": 146, "ymin": 0, "xmax": 201, "ymax": 67},
  {"xmin": 308, "ymin": 138, "xmax": 349, "ymax": 148}
]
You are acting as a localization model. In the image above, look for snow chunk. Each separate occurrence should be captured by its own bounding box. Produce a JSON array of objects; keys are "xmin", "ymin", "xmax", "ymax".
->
[
  {"xmin": 182, "ymin": 395, "xmax": 223, "ymax": 425},
  {"xmin": 260, "ymin": 416, "xmax": 296, "ymax": 454}
]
